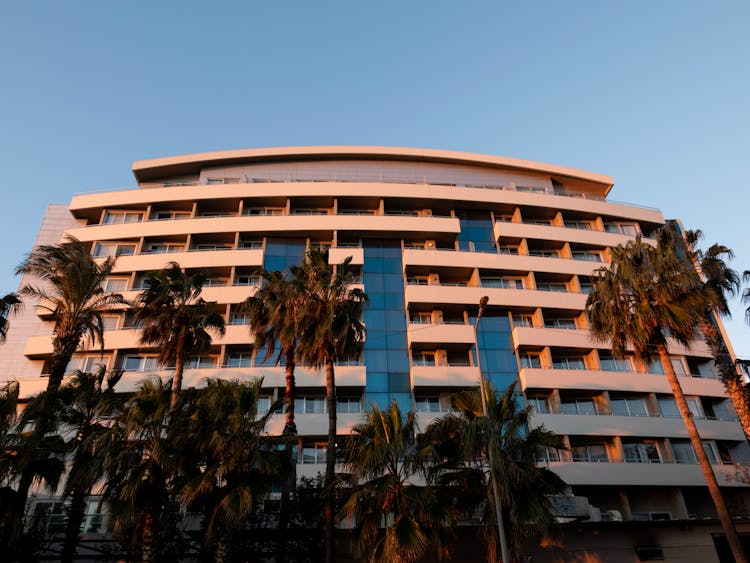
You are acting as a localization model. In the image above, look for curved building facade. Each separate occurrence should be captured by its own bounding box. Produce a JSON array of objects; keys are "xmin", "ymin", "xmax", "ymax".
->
[{"xmin": 5, "ymin": 147, "xmax": 750, "ymax": 558}]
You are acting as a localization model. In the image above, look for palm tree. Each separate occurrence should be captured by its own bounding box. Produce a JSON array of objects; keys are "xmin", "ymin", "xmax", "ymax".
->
[
  {"xmin": 242, "ymin": 268, "xmax": 305, "ymax": 562},
  {"xmin": 16, "ymin": 236, "xmax": 125, "ymax": 395},
  {"xmin": 425, "ymin": 384, "xmax": 566, "ymax": 562},
  {"xmin": 102, "ymin": 377, "xmax": 184, "ymax": 563},
  {"xmin": 57, "ymin": 367, "xmax": 123, "ymax": 563},
  {"xmin": 294, "ymin": 248, "xmax": 368, "ymax": 563},
  {"xmin": 340, "ymin": 401, "xmax": 453, "ymax": 563},
  {"xmin": 135, "ymin": 262, "xmax": 225, "ymax": 411},
  {"xmin": 586, "ymin": 235, "xmax": 747, "ymax": 563},
  {"xmin": 671, "ymin": 227, "xmax": 750, "ymax": 438},
  {"xmin": 179, "ymin": 379, "xmax": 280, "ymax": 563},
  {"xmin": 0, "ymin": 293, "xmax": 21, "ymax": 341}
]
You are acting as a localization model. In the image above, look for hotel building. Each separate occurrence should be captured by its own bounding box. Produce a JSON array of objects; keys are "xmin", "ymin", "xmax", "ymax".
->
[{"xmin": 3, "ymin": 147, "xmax": 749, "ymax": 561}]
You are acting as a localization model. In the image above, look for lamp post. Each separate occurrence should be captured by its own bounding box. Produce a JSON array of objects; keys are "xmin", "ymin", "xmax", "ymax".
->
[{"xmin": 474, "ymin": 296, "xmax": 511, "ymax": 563}]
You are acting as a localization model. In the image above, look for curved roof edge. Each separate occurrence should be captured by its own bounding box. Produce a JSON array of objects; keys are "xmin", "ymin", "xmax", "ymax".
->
[{"xmin": 132, "ymin": 146, "xmax": 614, "ymax": 192}]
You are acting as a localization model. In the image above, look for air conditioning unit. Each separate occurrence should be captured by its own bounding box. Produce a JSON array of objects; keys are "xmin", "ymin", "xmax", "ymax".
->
[{"xmin": 425, "ymin": 240, "xmax": 436, "ymax": 249}]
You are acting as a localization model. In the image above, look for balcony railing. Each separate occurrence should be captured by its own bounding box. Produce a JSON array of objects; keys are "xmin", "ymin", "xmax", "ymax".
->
[{"xmin": 530, "ymin": 409, "xmax": 739, "ymax": 423}]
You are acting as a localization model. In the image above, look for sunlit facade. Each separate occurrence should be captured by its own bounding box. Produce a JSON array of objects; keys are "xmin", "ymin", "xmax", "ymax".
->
[{"xmin": 4, "ymin": 147, "xmax": 750, "ymax": 560}]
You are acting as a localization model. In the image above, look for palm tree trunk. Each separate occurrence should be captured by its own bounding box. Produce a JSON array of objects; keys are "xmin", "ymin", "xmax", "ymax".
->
[
  {"xmin": 658, "ymin": 345, "xmax": 747, "ymax": 563},
  {"xmin": 324, "ymin": 358, "xmax": 337, "ymax": 563},
  {"xmin": 60, "ymin": 486, "xmax": 88, "ymax": 563},
  {"xmin": 277, "ymin": 351, "xmax": 297, "ymax": 563},
  {"xmin": 170, "ymin": 357, "xmax": 184, "ymax": 411},
  {"xmin": 141, "ymin": 509, "xmax": 156, "ymax": 563},
  {"xmin": 215, "ymin": 525, "xmax": 233, "ymax": 563},
  {"xmin": 700, "ymin": 315, "xmax": 750, "ymax": 438},
  {"xmin": 48, "ymin": 336, "xmax": 80, "ymax": 394}
]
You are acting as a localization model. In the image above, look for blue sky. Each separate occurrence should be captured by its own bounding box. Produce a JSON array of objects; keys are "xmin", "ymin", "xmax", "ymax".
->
[{"xmin": 1, "ymin": 1, "xmax": 749, "ymax": 355}]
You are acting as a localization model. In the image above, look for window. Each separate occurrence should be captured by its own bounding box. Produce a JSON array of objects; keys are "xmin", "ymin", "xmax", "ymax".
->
[
  {"xmin": 571, "ymin": 444, "xmax": 608, "ymax": 462},
  {"xmin": 101, "ymin": 315, "xmax": 119, "ymax": 330},
  {"xmin": 228, "ymin": 312, "xmax": 250, "ymax": 325},
  {"xmin": 610, "ymin": 397, "xmax": 648, "ymax": 417},
  {"xmin": 103, "ymin": 277, "xmax": 128, "ymax": 292},
  {"xmin": 415, "ymin": 397, "xmax": 441, "ymax": 412},
  {"xmin": 499, "ymin": 245, "xmax": 519, "ymax": 255},
  {"xmin": 482, "ymin": 277, "xmax": 524, "ymax": 289},
  {"xmin": 243, "ymin": 207, "xmax": 284, "ymax": 216},
  {"xmin": 206, "ymin": 177, "xmax": 239, "ymax": 184},
  {"xmin": 103, "ymin": 211, "xmax": 143, "ymax": 224},
  {"xmin": 648, "ymin": 359, "xmax": 665, "ymax": 374},
  {"xmin": 670, "ymin": 358, "xmax": 687, "ymax": 376},
  {"xmin": 240, "ymin": 240, "xmax": 263, "ymax": 249},
  {"xmin": 414, "ymin": 351, "xmax": 437, "ymax": 366},
  {"xmin": 122, "ymin": 355, "xmax": 161, "ymax": 372},
  {"xmin": 513, "ymin": 314, "xmax": 534, "ymax": 328},
  {"xmin": 186, "ymin": 356, "xmax": 217, "ymax": 369},
  {"xmin": 671, "ymin": 440, "xmax": 696, "ymax": 463},
  {"xmin": 685, "ymin": 397, "xmax": 705, "ymax": 418},
  {"xmin": 257, "ymin": 396, "xmax": 271, "ymax": 413},
  {"xmin": 579, "ymin": 282, "xmax": 594, "ymax": 294},
  {"xmin": 300, "ymin": 443, "xmax": 327, "ymax": 464},
  {"xmin": 292, "ymin": 208, "xmax": 329, "ymax": 215},
  {"xmin": 516, "ymin": 186, "xmax": 548, "ymax": 194},
  {"xmin": 93, "ymin": 243, "xmax": 136, "ymax": 258},
  {"xmin": 564, "ymin": 221, "xmax": 593, "ymax": 230},
  {"xmin": 529, "ymin": 249, "xmax": 560, "ymax": 258},
  {"xmin": 407, "ymin": 276, "xmax": 429, "ymax": 286},
  {"xmin": 296, "ymin": 396, "xmax": 326, "ymax": 414},
  {"xmin": 552, "ymin": 356, "xmax": 586, "ymax": 370},
  {"xmin": 544, "ymin": 318, "xmax": 577, "ymax": 329},
  {"xmin": 226, "ymin": 350, "xmax": 253, "ymax": 368},
  {"xmin": 658, "ymin": 397, "xmax": 680, "ymax": 417},
  {"xmin": 519, "ymin": 353, "xmax": 542, "ymax": 369},
  {"xmin": 154, "ymin": 211, "xmax": 191, "ymax": 220},
  {"xmin": 66, "ymin": 355, "xmax": 110, "ymax": 374},
  {"xmin": 234, "ymin": 274, "xmax": 261, "ymax": 286},
  {"xmin": 571, "ymin": 251, "xmax": 603, "ymax": 262},
  {"xmin": 527, "ymin": 395, "xmax": 550, "ymax": 413},
  {"xmin": 536, "ymin": 282, "xmax": 568, "ymax": 292},
  {"xmin": 337, "ymin": 397, "xmax": 361, "ymax": 413},
  {"xmin": 622, "ymin": 441, "xmax": 660, "ymax": 463},
  {"xmin": 604, "ymin": 222, "xmax": 639, "ymax": 236},
  {"xmin": 145, "ymin": 243, "xmax": 184, "ymax": 254},
  {"xmin": 561, "ymin": 398, "xmax": 597, "ymax": 415},
  {"xmin": 410, "ymin": 312, "xmax": 433, "ymax": 324},
  {"xmin": 599, "ymin": 354, "xmax": 634, "ymax": 373},
  {"xmin": 204, "ymin": 277, "xmax": 228, "ymax": 287}
]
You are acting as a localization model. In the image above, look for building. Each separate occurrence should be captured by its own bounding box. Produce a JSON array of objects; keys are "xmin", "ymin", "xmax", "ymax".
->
[{"xmin": 4, "ymin": 146, "xmax": 750, "ymax": 561}]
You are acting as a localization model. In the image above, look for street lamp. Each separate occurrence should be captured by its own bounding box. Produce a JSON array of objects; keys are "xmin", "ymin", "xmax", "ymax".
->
[{"xmin": 474, "ymin": 296, "xmax": 510, "ymax": 563}]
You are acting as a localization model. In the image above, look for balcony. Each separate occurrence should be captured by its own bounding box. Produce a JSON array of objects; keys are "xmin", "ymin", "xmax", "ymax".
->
[
  {"xmin": 494, "ymin": 221, "xmax": 657, "ymax": 248},
  {"xmin": 405, "ymin": 283, "xmax": 588, "ymax": 310},
  {"xmin": 407, "ymin": 322, "xmax": 475, "ymax": 345},
  {"xmin": 411, "ymin": 364, "xmax": 480, "ymax": 387},
  {"xmin": 519, "ymin": 367, "xmax": 729, "ymax": 397},
  {"xmin": 109, "ymin": 248, "xmax": 264, "ymax": 273},
  {"xmin": 542, "ymin": 458, "xmax": 749, "ymax": 487},
  {"xmin": 530, "ymin": 411, "xmax": 745, "ymax": 441}
]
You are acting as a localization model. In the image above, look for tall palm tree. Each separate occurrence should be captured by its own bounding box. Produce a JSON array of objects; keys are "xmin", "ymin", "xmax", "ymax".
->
[
  {"xmin": 425, "ymin": 384, "xmax": 566, "ymax": 562},
  {"xmin": 16, "ymin": 236, "xmax": 125, "ymax": 394},
  {"xmin": 671, "ymin": 227, "xmax": 750, "ymax": 438},
  {"xmin": 242, "ymin": 268, "xmax": 305, "ymax": 563},
  {"xmin": 57, "ymin": 367, "xmax": 123, "ymax": 563},
  {"xmin": 294, "ymin": 248, "xmax": 368, "ymax": 563},
  {"xmin": 0, "ymin": 293, "xmax": 21, "ymax": 342},
  {"xmin": 135, "ymin": 262, "xmax": 225, "ymax": 411},
  {"xmin": 340, "ymin": 401, "xmax": 453, "ymax": 563},
  {"xmin": 179, "ymin": 379, "xmax": 280, "ymax": 563},
  {"xmin": 102, "ymin": 377, "xmax": 184, "ymax": 563},
  {"xmin": 586, "ymin": 235, "xmax": 747, "ymax": 563}
]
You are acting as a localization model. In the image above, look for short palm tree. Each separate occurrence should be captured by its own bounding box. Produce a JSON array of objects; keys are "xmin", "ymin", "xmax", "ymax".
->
[
  {"xmin": 0, "ymin": 293, "xmax": 21, "ymax": 341},
  {"xmin": 341, "ymin": 401, "xmax": 453, "ymax": 563},
  {"xmin": 586, "ymin": 235, "xmax": 747, "ymax": 563},
  {"xmin": 135, "ymin": 262, "xmax": 225, "ymax": 411},
  {"xmin": 294, "ymin": 248, "xmax": 368, "ymax": 563},
  {"xmin": 672, "ymin": 227, "xmax": 750, "ymax": 438},
  {"xmin": 425, "ymin": 384, "xmax": 566, "ymax": 562},
  {"xmin": 57, "ymin": 367, "xmax": 123, "ymax": 563},
  {"xmin": 179, "ymin": 379, "xmax": 280, "ymax": 563},
  {"xmin": 16, "ymin": 236, "xmax": 125, "ymax": 394},
  {"xmin": 102, "ymin": 377, "xmax": 184, "ymax": 563}
]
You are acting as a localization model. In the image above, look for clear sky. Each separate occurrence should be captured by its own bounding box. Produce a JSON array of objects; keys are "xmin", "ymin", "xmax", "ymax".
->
[{"xmin": 1, "ymin": 1, "xmax": 748, "ymax": 355}]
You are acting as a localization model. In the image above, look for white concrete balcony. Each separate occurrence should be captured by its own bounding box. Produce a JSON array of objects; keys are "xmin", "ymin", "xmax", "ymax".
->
[
  {"xmin": 530, "ymin": 412, "xmax": 745, "ymax": 441},
  {"xmin": 266, "ymin": 411, "xmax": 365, "ymax": 436},
  {"xmin": 108, "ymin": 248, "xmax": 263, "ymax": 273},
  {"xmin": 405, "ymin": 284, "xmax": 588, "ymax": 310},
  {"xmin": 407, "ymin": 322, "xmax": 475, "ymax": 345},
  {"xmin": 66, "ymin": 214, "xmax": 460, "ymax": 242},
  {"xmin": 494, "ymin": 221, "xmax": 656, "ymax": 248},
  {"xmin": 411, "ymin": 364, "xmax": 480, "ymax": 387},
  {"xmin": 512, "ymin": 326, "xmax": 713, "ymax": 357},
  {"xmin": 402, "ymin": 248, "xmax": 598, "ymax": 276},
  {"xmin": 544, "ymin": 459, "xmax": 749, "ymax": 488},
  {"xmin": 519, "ymin": 367, "xmax": 729, "ymax": 398},
  {"xmin": 328, "ymin": 246, "xmax": 364, "ymax": 265}
]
